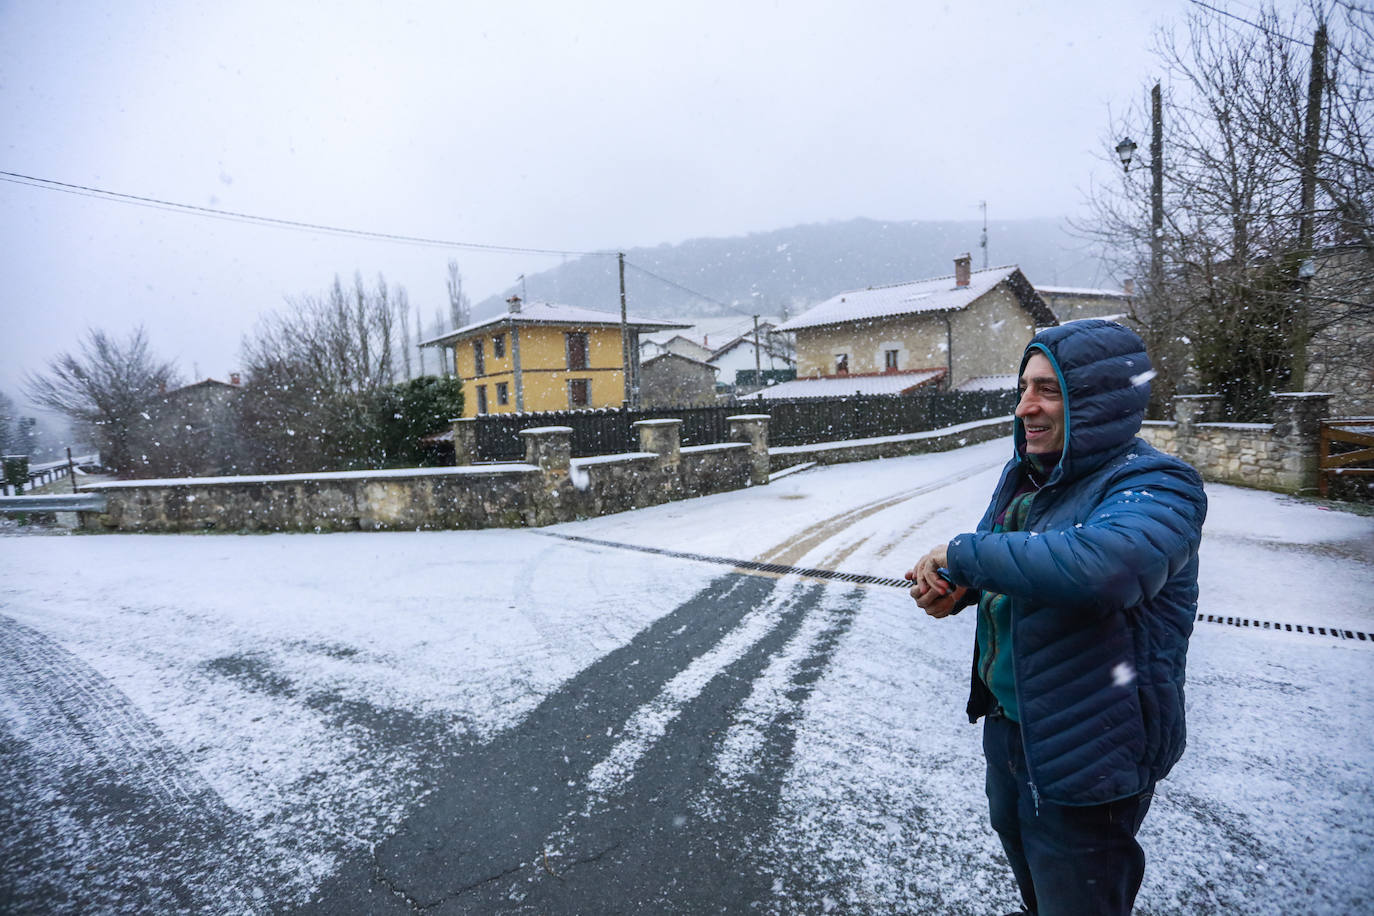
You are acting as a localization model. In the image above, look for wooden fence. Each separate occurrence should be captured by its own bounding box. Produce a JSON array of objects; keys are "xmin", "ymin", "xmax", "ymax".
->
[
  {"xmin": 1319, "ymin": 418, "xmax": 1374, "ymax": 498},
  {"xmin": 471, "ymin": 390, "xmax": 1017, "ymax": 461}
]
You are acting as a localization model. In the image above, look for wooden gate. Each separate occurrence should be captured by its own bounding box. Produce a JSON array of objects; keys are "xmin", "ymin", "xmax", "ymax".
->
[{"xmin": 1319, "ymin": 419, "xmax": 1374, "ymax": 498}]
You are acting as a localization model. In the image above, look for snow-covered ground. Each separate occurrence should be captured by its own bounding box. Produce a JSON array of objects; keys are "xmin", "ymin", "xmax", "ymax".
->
[{"xmin": 2, "ymin": 437, "xmax": 1372, "ymax": 914}]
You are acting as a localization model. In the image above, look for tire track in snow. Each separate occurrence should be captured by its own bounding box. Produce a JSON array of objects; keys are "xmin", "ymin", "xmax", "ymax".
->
[
  {"xmin": 754, "ymin": 457, "xmax": 1004, "ymax": 569},
  {"xmin": 0, "ymin": 614, "xmax": 266, "ymax": 915},
  {"xmin": 298, "ymin": 572, "xmax": 864, "ymax": 914}
]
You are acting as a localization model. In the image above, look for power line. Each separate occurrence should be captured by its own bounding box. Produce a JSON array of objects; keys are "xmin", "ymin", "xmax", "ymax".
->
[
  {"xmin": 1187, "ymin": 0, "xmax": 1313, "ymax": 47},
  {"xmin": 0, "ymin": 169, "xmax": 616, "ymax": 259},
  {"xmin": 621, "ymin": 260, "xmax": 756, "ymax": 317}
]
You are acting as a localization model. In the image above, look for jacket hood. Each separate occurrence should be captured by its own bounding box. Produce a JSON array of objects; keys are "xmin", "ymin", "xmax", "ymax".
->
[{"xmin": 1015, "ymin": 320, "xmax": 1152, "ymax": 482}]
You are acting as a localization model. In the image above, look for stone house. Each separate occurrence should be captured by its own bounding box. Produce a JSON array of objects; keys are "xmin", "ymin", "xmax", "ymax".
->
[
  {"xmin": 422, "ymin": 298, "xmax": 689, "ymax": 416},
  {"xmin": 770, "ymin": 255, "xmax": 1057, "ymax": 396},
  {"xmin": 643, "ymin": 334, "xmax": 715, "ymax": 363},
  {"xmin": 135, "ymin": 377, "xmax": 249, "ymax": 478},
  {"xmin": 638, "ymin": 352, "xmax": 720, "ymax": 407},
  {"xmin": 1302, "ymin": 245, "xmax": 1374, "ymax": 417}
]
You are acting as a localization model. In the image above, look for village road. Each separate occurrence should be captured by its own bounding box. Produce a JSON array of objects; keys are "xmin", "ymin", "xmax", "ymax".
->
[{"xmin": 295, "ymin": 572, "xmax": 859, "ymax": 914}]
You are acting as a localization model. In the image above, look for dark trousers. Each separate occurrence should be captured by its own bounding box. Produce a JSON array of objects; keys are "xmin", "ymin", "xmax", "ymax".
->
[{"xmin": 983, "ymin": 712, "xmax": 1153, "ymax": 916}]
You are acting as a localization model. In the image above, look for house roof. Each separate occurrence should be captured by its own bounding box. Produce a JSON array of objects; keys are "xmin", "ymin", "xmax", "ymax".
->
[
  {"xmin": 751, "ymin": 369, "xmax": 945, "ymax": 400},
  {"xmin": 157, "ymin": 378, "xmax": 245, "ymax": 399},
  {"xmin": 642, "ymin": 351, "xmax": 719, "ymax": 372},
  {"xmin": 778, "ymin": 265, "xmax": 1055, "ymax": 331},
  {"xmin": 955, "ymin": 374, "xmax": 1018, "ymax": 392},
  {"xmin": 421, "ymin": 300, "xmax": 691, "ymax": 347},
  {"xmin": 639, "ymin": 315, "xmax": 784, "ymax": 350},
  {"xmin": 648, "ymin": 335, "xmax": 716, "ymax": 362}
]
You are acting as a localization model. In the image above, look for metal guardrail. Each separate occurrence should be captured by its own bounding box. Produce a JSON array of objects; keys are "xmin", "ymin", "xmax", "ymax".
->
[{"xmin": 0, "ymin": 494, "xmax": 107, "ymax": 514}]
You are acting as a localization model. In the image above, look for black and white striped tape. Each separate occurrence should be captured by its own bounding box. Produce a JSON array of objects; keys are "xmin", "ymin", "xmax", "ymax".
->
[{"xmin": 540, "ymin": 532, "xmax": 1371, "ymax": 642}]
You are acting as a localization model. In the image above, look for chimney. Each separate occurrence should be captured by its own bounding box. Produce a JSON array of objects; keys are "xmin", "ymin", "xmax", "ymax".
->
[
  {"xmin": 230, "ymin": 372, "xmax": 241, "ymax": 386},
  {"xmin": 1122, "ymin": 278, "xmax": 1135, "ymax": 297},
  {"xmin": 507, "ymin": 295, "xmax": 523, "ymax": 314},
  {"xmin": 954, "ymin": 253, "xmax": 972, "ymax": 287}
]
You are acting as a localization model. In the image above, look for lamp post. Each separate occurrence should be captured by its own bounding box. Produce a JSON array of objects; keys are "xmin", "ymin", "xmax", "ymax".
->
[{"xmin": 1116, "ymin": 82, "xmax": 1164, "ymax": 302}]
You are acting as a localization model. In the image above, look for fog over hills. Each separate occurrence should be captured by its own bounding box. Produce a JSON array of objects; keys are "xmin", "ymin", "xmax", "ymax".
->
[{"xmin": 472, "ymin": 217, "xmax": 1115, "ymax": 323}]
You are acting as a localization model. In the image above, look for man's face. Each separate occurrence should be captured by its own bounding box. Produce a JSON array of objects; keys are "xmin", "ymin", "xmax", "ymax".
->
[{"xmin": 1016, "ymin": 352, "xmax": 1065, "ymax": 454}]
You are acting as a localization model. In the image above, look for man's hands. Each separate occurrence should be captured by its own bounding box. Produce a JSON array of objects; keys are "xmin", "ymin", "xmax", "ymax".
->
[{"xmin": 905, "ymin": 544, "xmax": 967, "ymax": 619}]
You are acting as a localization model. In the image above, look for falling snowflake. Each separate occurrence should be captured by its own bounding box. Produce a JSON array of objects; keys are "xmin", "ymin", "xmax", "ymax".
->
[
  {"xmin": 1113, "ymin": 662, "xmax": 1136, "ymax": 687},
  {"xmin": 1130, "ymin": 369, "xmax": 1158, "ymax": 387}
]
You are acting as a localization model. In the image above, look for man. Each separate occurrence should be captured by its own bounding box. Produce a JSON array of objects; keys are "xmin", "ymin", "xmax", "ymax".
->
[{"xmin": 906, "ymin": 320, "xmax": 1206, "ymax": 916}]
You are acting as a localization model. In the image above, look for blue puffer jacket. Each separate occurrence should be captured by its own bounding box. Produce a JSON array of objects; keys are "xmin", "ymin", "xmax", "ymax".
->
[{"xmin": 946, "ymin": 320, "xmax": 1207, "ymax": 806}]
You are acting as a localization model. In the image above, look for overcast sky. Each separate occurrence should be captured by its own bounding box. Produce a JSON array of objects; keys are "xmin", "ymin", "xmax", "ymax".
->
[{"xmin": 0, "ymin": 0, "xmax": 1211, "ymax": 404}]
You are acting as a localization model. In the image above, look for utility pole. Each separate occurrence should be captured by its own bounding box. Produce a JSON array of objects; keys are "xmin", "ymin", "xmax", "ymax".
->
[
  {"xmin": 752, "ymin": 314, "xmax": 762, "ymax": 390},
  {"xmin": 619, "ymin": 252, "xmax": 634, "ymax": 408},
  {"xmin": 978, "ymin": 201, "xmax": 988, "ymax": 269},
  {"xmin": 1294, "ymin": 23, "xmax": 1328, "ymax": 389},
  {"xmin": 1150, "ymin": 82, "xmax": 1164, "ymax": 302}
]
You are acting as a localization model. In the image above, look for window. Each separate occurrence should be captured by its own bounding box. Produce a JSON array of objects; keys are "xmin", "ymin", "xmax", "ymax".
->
[
  {"xmin": 568, "ymin": 378, "xmax": 591, "ymax": 407},
  {"xmin": 885, "ymin": 349, "xmax": 900, "ymax": 371},
  {"xmin": 835, "ymin": 353, "xmax": 849, "ymax": 375},
  {"xmin": 476, "ymin": 384, "xmax": 488, "ymax": 414},
  {"xmin": 566, "ymin": 332, "xmax": 589, "ymax": 370},
  {"xmin": 496, "ymin": 381, "xmax": 509, "ymax": 406},
  {"xmin": 473, "ymin": 339, "xmax": 486, "ymax": 376},
  {"xmin": 493, "ymin": 333, "xmax": 506, "ymax": 359}
]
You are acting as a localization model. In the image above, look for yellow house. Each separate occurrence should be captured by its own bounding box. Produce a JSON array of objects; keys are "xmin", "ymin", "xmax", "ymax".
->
[{"xmin": 421, "ymin": 298, "xmax": 690, "ymax": 417}]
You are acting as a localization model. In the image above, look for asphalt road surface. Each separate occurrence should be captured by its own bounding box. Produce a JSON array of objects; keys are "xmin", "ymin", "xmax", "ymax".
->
[{"xmin": 2, "ymin": 573, "xmax": 861, "ymax": 914}]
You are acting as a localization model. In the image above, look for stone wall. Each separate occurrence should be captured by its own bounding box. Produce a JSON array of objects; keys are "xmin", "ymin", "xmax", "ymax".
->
[
  {"xmin": 82, "ymin": 416, "xmax": 768, "ymax": 533},
  {"xmin": 1138, "ymin": 393, "xmax": 1330, "ymax": 494}
]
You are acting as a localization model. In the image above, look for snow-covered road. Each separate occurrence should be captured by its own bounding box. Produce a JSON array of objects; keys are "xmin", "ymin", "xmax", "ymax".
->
[{"xmin": 2, "ymin": 437, "xmax": 1372, "ymax": 914}]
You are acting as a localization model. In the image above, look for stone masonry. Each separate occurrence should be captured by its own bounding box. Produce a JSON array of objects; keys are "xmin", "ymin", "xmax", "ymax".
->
[
  {"xmin": 1139, "ymin": 392, "xmax": 1331, "ymax": 494},
  {"xmin": 82, "ymin": 418, "xmax": 766, "ymax": 533}
]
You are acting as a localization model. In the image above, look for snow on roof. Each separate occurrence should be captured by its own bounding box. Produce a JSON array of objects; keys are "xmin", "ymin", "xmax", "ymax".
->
[
  {"xmin": 1035, "ymin": 285, "xmax": 1132, "ymax": 299},
  {"xmin": 421, "ymin": 301, "xmax": 691, "ymax": 346},
  {"xmin": 640, "ymin": 315, "xmax": 785, "ymax": 349},
  {"xmin": 642, "ymin": 351, "xmax": 719, "ymax": 370},
  {"xmin": 955, "ymin": 375, "xmax": 1018, "ymax": 392},
  {"xmin": 777, "ymin": 266, "xmax": 1021, "ymax": 331},
  {"xmin": 751, "ymin": 369, "xmax": 944, "ymax": 400},
  {"xmin": 645, "ymin": 335, "xmax": 715, "ymax": 362}
]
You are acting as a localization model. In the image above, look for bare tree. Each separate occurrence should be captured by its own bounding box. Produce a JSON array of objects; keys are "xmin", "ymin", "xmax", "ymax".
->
[
  {"xmin": 1077, "ymin": 3, "xmax": 1373, "ymax": 418},
  {"xmin": 397, "ymin": 288, "xmax": 413, "ymax": 379},
  {"xmin": 415, "ymin": 300, "xmax": 427, "ymax": 376},
  {"xmin": 23, "ymin": 327, "xmax": 179, "ymax": 472},
  {"xmin": 240, "ymin": 274, "xmax": 410, "ymax": 472},
  {"xmin": 446, "ymin": 259, "xmax": 471, "ymax": 329}
]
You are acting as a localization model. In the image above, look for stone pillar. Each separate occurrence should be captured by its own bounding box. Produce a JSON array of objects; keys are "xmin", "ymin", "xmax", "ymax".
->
[
  {"xmin": 633, "ymin": 418, "xmax": 682, "ymax": 500},
  {"xmin": 1272, "ymin": 392, "xmax": 1330, "ymax": 493},
  {"xmin": 728, "ymin": 414, "xmax": 771, "ymax": 486},
  {"xmin": 451, "ymin": 417, "xmax": 477, "ymax": 466},
  {"xmin": 633, "ymin": 419, "xmax": 682, "ymax": 465},
  {"xmin": 519, "ymin": 426, "xmax": 574, "ymax": 526},
  {"xmin": 1172, "ymin": 394, "xmax": 1222, "ymax": 434},
  {"xmin": 520, "ymin": 426, "xmax": 573, "ymax": 474},
  {"xmin": 1171, "ymin": 394, "xmax": 1221, "ymax": 463}
]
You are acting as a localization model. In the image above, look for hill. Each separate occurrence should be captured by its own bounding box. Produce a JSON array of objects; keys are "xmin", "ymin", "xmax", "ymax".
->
[{"xmin": 472, "ymin": 217, "xmax": 1113, "ymax": 322}]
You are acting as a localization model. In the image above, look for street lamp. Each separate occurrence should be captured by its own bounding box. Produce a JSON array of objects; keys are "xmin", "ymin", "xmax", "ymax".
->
[
  {"xmin": 1115, "ymin": 137, "xmax": 1138, "ymax": 171},
  {"xmin": 1117, "ymin": 83, "xmax": 1164, "ymax": 301}
]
